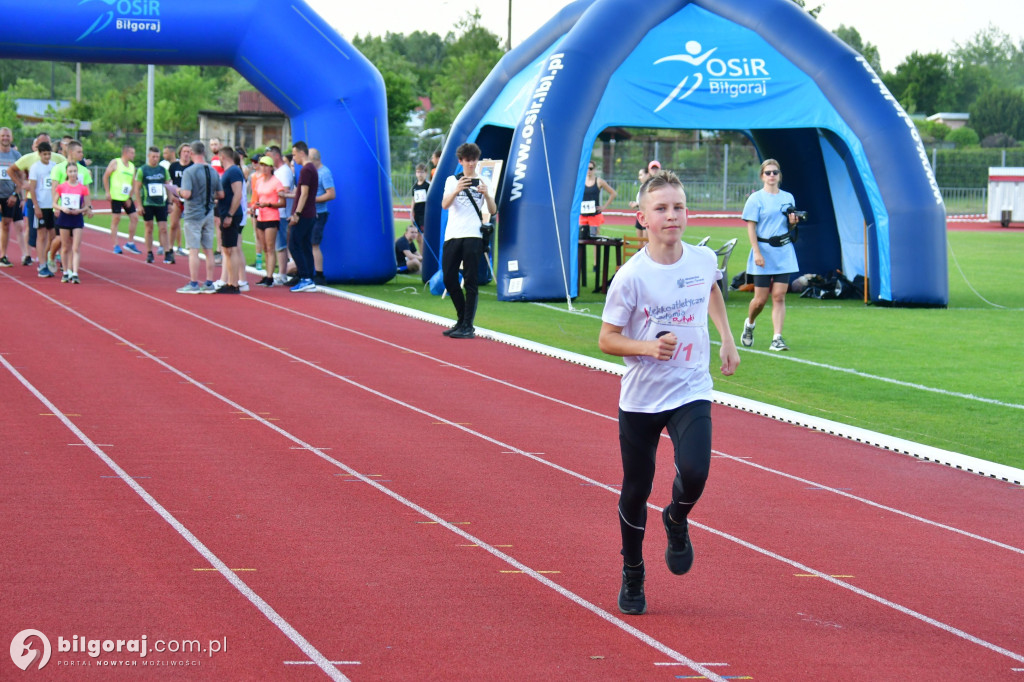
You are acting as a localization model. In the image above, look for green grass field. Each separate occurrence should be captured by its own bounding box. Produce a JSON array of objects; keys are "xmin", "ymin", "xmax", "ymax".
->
[{"xmin": 93, "ymin": 213, "xmax": 1023, "ymax": 469}]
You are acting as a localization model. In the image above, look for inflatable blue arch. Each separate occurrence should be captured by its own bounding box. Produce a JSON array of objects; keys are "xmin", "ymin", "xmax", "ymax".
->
[
  {"xmin": 423, "ymin": 0, "xmax": 948, "ymax": 306},
  {"xmin": 0, "ymin": 0, "xmax": 396, "ymax": 284}
]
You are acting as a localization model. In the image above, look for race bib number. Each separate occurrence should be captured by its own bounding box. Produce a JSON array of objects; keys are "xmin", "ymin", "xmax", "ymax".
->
[
  {"xmin": 644, "ymin": 322, "xmax": 706, "ymax": 369},
  {"xmin": 413, "ymin": 189, "xmax": 427, "ymax": 203},
  {"xmin": 580, "ymin": 200, "xmax": 596, "ymax": 214},
  {"xmin": 148, "ymin": 183, "xmax": 165, "ymax": 198},
  {"xmin": 0, "ymin": 166, "xmax": 8, "ymax": 180},
  {"xmin": 43, "ymin": 178, "xmax": 52, "ymax": 190},
  {"xmin": 60, "ymin": 194, "xmax": 82, "ymax": 211},
  {"xmin": 120, "ymin": 183, "xmax": 132, "ymax": 197}
]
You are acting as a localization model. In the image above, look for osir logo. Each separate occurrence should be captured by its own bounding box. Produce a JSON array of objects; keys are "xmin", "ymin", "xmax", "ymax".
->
[
  {"xmin": 654, "ymin": 39, "xmax": 772, "ymax": 112},
  {"xmin": 76, "ymin": 0, "xmax": 162, "ymax": 42},
  {"xmin": 10, "ymin": 630, "xmax": 51, "ymax": 671}
]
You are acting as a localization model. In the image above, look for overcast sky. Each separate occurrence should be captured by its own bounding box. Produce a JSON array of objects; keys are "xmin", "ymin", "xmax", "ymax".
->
[{"xmin": 306, "ymin": 0, "xmax": 1024, "ymax": 72}]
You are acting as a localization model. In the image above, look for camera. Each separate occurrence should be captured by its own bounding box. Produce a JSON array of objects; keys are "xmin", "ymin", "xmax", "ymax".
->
[
  {"xmin": 782, "ymin": 205, "xmax": 808, "ymax": 222},
  {"xmin": 470, "ymin": 178, "xmax": 480, "ymax": 187}
]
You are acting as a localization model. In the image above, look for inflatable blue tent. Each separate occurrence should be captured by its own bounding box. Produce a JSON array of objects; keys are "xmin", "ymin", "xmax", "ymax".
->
[
  {"xmin": 423, "ymin": 0, "xmax": 948, "ymax": 306},
  {"xmin": 0, "ymin": 0, "xmax": 396, "ymax": 284}
]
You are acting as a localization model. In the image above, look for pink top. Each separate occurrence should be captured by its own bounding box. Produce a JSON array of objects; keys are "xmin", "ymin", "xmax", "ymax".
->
[
  {"xmin": 252, "ymin": 173, "xmax": 284, "ymax": 222},
  {"xmin": 55, "ymin": 182, "xmax": 89, "ymax": 212}
]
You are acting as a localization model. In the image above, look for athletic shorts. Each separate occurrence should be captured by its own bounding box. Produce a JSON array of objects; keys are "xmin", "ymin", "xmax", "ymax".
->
[
  {"xmin": 219, "ymin": 224, "xmax": 240, "ymax": 249},
  {"xmin": 579, "ymin": 213, "xmax": 604, "ymax": 228},
  {"xmin": 142, "ymin": 205, "xmax": 168, "ymax": 222},
  {"xmin": 37, "ymin": 208, "xmax": 55, "ymax": 230},
  {"xmin": 1, "ymin": 195, "xmax": 23, "ymax": 220},
  {"xmin": 184, "ymin": 213, "xmax": 215, "ymax": 250},
  {"xmin": 256, "ymin": 220, "xmax": 277, "ymax": 231},
  {"xmin": 57, "ymin": 217, "xmax": 84, "ymax": 230},
  {"xmin": 312, "ymin": 212, "xmax": 328, "ymax": 246},
  {"xmin": 752, "ymin": 272, "xmax": 795, "ymax": 288},
  {"xmin": 111, "ymin": 199, "xmax": 137, "ymax": 215}
]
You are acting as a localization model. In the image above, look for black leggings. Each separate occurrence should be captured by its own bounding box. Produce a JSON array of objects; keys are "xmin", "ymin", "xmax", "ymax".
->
[{"xmin": 617, "ymin": 400, "xmax": 712, "ymax": 565}]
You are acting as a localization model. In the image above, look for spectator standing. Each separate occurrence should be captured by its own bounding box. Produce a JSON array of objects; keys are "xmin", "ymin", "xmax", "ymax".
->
[
  {"xmin": 286, "ymin": 141, "xmax": 318, "ymax": 292},
  {"xmin": 250, "ymin": 155, "xmax": 285, "ymax": 287},
  {"xmin": 167, "ymin": 143, "xmax": 192, "ymax": 255},
  {"xmin": 214, "ymin": 146, "xmax": 246, "ymax": 294},
  {"xmin": 439, "ymin": 142, "xmax": 496, "ymax": 339},
  {"xmin": 176, "ymin": 141, "xmax": 222, "ymax": 294},
  {"xmin": 309, "ymin": 148, "xmax": 335, "ymax": 285},
  {"xmin": 411, "ymin": 162, "xmax": 429, "ymax": 254}
]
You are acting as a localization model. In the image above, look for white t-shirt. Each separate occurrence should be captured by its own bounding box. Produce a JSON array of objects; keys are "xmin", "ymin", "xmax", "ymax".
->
[
  {"xmin": 443, "ymin": 175, "xmax": 484, "ymax": 241},
  {"xmin": 274, "ymin": 164, "xmax": 295, "ymax": 219},
  {"xmin": 602, "ymin": 245, "xmax": 722, "ymax": 413},
  {"xmin": 29, "ymin": 160, "xmax": 56, "ymax": 209}
]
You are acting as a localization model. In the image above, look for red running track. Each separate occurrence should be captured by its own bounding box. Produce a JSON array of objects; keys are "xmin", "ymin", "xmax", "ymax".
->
[{"xmin": 1, "ymin": 231, "xmax": 1022, "ymax": 680}]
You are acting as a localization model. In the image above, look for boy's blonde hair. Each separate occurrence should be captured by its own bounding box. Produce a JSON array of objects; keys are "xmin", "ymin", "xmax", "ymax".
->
[{"xmin": 638, "ymin": 169, "xmax": 686, "ymax": 208}]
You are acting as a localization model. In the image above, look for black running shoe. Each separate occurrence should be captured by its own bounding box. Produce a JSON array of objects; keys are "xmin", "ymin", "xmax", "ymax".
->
[
  {"xmin": 442, "ymin": 322, "xmax": 464, "ymax": 337},
  {"xmin": 618, "ymin": 563, "xmax": 646, "ymax": 615},
  {"xmin": 448, "ymin": 325, "xmax": 475, "ymax": 339},
  {"xmin": 214, "ymin": 284, "xmax": 240, "ymax": 294},
  {"xmin": 146, "ymin": 251, "xmax": 154, "ymax": 263},
  {"xmin": 164, "ymin": 253, "xmax": 175, "ymax": 265},
  {"xmin": 663, "ymin": 506, "xmax": 694, "ymax": 575}
]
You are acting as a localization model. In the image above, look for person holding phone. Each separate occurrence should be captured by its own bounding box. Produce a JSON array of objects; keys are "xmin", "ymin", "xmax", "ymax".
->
[{"xmin": 439, "ymin": 142, "xmax": 496, "ymax": 339}]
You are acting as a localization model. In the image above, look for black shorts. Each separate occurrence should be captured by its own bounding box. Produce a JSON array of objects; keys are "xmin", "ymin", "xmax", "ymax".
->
[
  {"xmin": 142, "ymin": 205, "xmax": 168, "ymax": 222},
  {"xmin": 219, "ymin": 224, "xmax": 240, "ymax": 248},
  {"xmin": 752, "ymin": 272, "xmax": 794, "ymax": 288},
  {"xmin": 111, "ymin": 199, "xmax": 137, "ymax": 215},
  {"xmin": 37, "ymin": 208, "xmax": 55, "ymax": 230},
  {"xmin": 1, "ymin": 196, "xmax": 23, "ymax": 220},
  {"xmin": 256, "ymin": 220, "xmax": 277, "ymax": 231}
]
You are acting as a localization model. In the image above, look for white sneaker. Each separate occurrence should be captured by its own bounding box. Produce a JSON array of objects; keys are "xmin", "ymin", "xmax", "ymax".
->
[
  {"xmin": 274, "ymin": 274, "xmax": 287, "ymax": 285},
  {"xmin": 769, "ymin": 335, "xmax": 789, "ymax": 352},
  {"xmin": 238, "ymin": 281, "xmax": 250, "ymax": 292},
  {"xmin": 212, "ymin": 279, "xmax": 225, "ymax": 290},
  {"xmin": 741, "ymin": 320, "xmax": 755, "ymax": 347}
]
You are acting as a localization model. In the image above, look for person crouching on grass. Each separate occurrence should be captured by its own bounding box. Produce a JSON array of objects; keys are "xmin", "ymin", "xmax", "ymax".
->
[
  {"xmin": 53, "ymin": 163, "xmax": 92, "ymax": 284},
  {"xmin": 598, "ymin": 170, "xmax": 739, "ymax": 615}
]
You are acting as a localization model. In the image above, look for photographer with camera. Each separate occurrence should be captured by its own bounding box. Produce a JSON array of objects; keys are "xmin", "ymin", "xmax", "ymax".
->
[
  {"xmin": 740, "ymin": 159, "xmax": 801, "ymax": 352},
  {"xmin": 439, "ymin": 142, "xmax": 496, "ymax": 339}
]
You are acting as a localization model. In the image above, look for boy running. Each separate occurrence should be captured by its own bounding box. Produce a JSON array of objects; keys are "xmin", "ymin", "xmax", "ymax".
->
[{"xmin": 598, "ymin": 171, "xmax": 739, "ymax": 615}]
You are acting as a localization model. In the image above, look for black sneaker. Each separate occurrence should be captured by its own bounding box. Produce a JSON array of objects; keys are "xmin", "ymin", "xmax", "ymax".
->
[
  {"xmin": 146, "ymin": 251, "xmax": 154, "ymax": 263},
  {"xmin": 662, "ymin": 506, "xmax": 694, "ymax": 575},
  {"xmin": 164, "ymin": 253, "xmax": 175, "ymax": 265},
  {"xmin": 448, "ymin": 325, "xmax": 475, "ymax": 339},
  {"xmin": 22, "ymin": 255, "xmax": 32, "ymax": 266},
  {"xmin": 256, "ymin": 276, "xmax": 274, "ymax": 287},
  {"xmin": 0, "ymin": 256, "xmax": 11, "ymax": 267},
  {"xmin": 313, "ymin": 273, "xmax": 327, "ymax": 286},
  {"xmin": 214, "ymin": 284, "xmax": 240, "ymax": 294},
  {"xmin": 618, "ymin": 563, "xmax": 646, "ymax": 615},
  {"xmin": 284, "ymin": 276, "xmax": 300, "ymax": 288}
]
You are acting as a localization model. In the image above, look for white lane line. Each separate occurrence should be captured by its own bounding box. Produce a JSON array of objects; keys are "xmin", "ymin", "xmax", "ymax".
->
[
  {"xmin": 0, "ymin": 354, "xmax": 348, "ymax": 682},
  {"xmin": 243, "ymin": 295, "xmax": 1024, "ymax": 557},
  {"xmin": 58, "ymin": 267, "xmax": 1024, "ymax": 668},
  {"xmin": 5, "ymin": 271, "xmax": 726, "ymax": 682}
]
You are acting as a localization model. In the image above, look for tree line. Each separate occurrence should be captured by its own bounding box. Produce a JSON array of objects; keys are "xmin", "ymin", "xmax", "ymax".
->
[{"xmin": 0, "ymin": 7, "xmax": 1021, "ymax": 171}]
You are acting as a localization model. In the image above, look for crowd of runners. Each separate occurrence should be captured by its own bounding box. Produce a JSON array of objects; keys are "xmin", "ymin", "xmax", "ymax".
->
[{"xmin": 0, "ymin": 129, "xmax": 336, "ymax": 293}]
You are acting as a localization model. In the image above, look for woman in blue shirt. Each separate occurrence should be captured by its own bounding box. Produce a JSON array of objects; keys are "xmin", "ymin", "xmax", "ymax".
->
[{"xmin": 740, "ymin": 159, "xmax": 800, "ymax": 352}]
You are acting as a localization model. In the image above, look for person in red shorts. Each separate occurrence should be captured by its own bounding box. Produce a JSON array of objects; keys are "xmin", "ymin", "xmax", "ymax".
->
[{"xmin": 578, "ymin": 160, "xmax": 617, "ymax": 238}]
